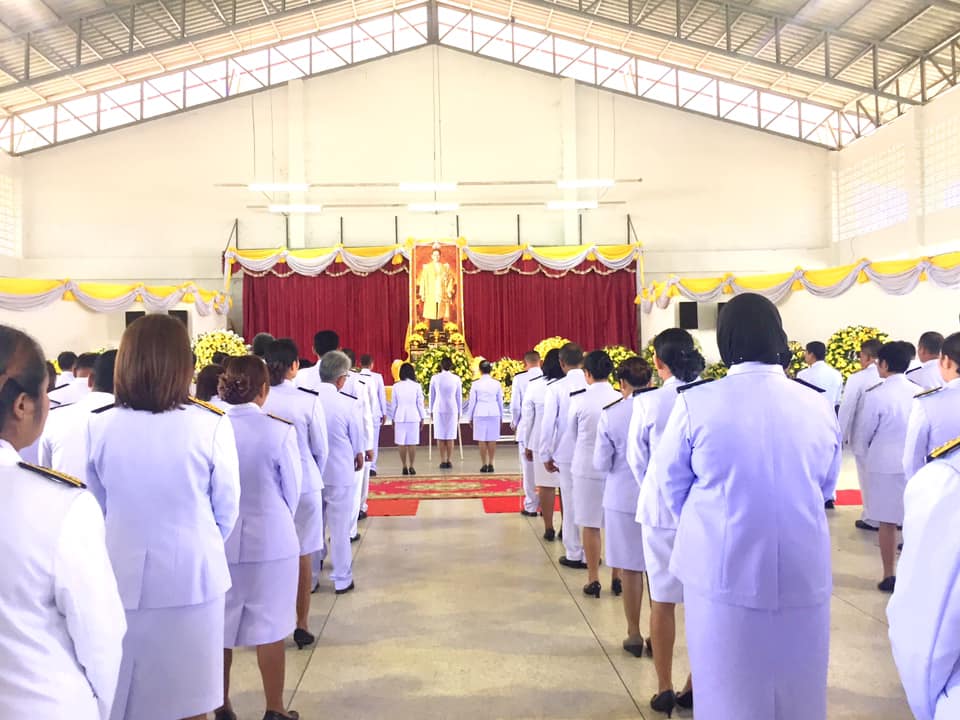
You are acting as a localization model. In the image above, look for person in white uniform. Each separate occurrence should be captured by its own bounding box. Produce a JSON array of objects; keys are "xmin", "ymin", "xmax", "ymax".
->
[
  {"xmin": 429, "ymin": 357, "xmax": 463, "ymax": 469},
  {"xmin": 315, "ymin": 351, "xmax": 365, "ymax": 594},
  {"xmin": 629, "ymin": 328, "xmax": 703, "ymax": 716},
  {"xmin": 852, "ymin": 341, "xmax": 920, "ymax": 593},
  {"xmin": 39, "ymin": 349, "xmax": 116, "ymax": 482},
  {"xmin": 262, "ymin": 339, "xmax": 329, "ymax": 651},
  {"xmin": 0, "ymin": 325, "xmax": 125, "ymax": 720},
  {"xmin": 540, "ymin": 342, "xmax": 588, "ymax": 569},
  {"xmin": 888, "ymin": 434, "xmax": 960, "ymax": 720},
  {"xmin": 359, "ymin": 355, "xmax": 387, "ymax": 477},
  {"xmin": 519, "ymin": 349, "xmax": 564, "ymax": 541},
  {"xmin": 50, "ymin": 351, "xmax": 96, "ymax": 407},
  {"xmin": 653, "ymin": 293, "xmax": 841, "ymax": 720},
  {"xmin": 838, "ymin": 338, "xmax": 883, "ymax": 531},
  {"xmin": 569, "ymin": 350, "xmax": 621, "ymax": 597},
  {"xmin": 389, "ymin": 363, "xmax": 427, "ymax": 475},
  {"xmin": 511, "ymin": 351, "xmax": 543, "ymax": 516},
  {"xmin": 903, "ymin": 332, "xmax": 960, "ymax": 481},
  {"xmin": 797, "ymin": 341, "xmax": 843, "ymax": 410},
  {"xmin": 905, "ymin": 331, "xmax": 945, "ymax": 391},
  {"xmin": 466, "ymin": 361, "xmax": 504, "ymax": 473},
  {"xmin": 86, "ymin": 314, "xmax": 241, "ymax": 720},
  {"xmin": 20, "ymin": 361, "xmax": 59, "ymax": 466},
  {"xmin": 55, "ymin": 350, "xmax": 77, "ymax": 387},
  {"xmin": 343, "ymin": 349, "xmax": 375, "ymax": 541},
  {"xmin": 218, "ymin": 356, "xmax": 302, "ymax": 720},
  {"xmin": 594, "ymin": 357, "xmax": 652, "ymax": 655}
]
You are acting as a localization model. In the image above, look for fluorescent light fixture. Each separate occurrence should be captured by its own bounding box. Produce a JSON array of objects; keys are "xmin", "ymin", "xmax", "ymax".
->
[
  {"xmin": 408, "ymin": 202, "xmax": 460, "ymax": 212},
  {"xmin": 556, "ymin": 178, "xmax": 615, "ymax": 190},
  {"xmin": 249, "ymin": 182, "xmax": 310, "ymax": 192},
  {"xmin": 546, "ymin": 200, "xmax": 598, "ymax": 210},
  {"xmin": 399, "ymin": 182, "xmax": 458, "ymax": 192},
  {"xmin": 268, "ymin": 204, "xmax": 323, "ymax": 214}
]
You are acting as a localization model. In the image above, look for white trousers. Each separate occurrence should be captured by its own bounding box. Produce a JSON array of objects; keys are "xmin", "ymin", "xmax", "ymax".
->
[
  {"xmin": 558, "ymin": 463, "xmax": 583, "ymax": 562},
  {"xmin": 350, "ymin": 463, "xmax": 370, "ymax": 538},
  {"xmin": 855, "ymin": 455, "xmax": 879, "ymax": 526},
  {"xmin": 519, "ymin": 443, "xmax": 539, "ymax": 513},
  {"xmin": 371, "ymin": 419, "xmax": 382, "ymax": 471},
  {"xmin": 322, "ymin": 484, "xmax": 356, "ymax": 591}
]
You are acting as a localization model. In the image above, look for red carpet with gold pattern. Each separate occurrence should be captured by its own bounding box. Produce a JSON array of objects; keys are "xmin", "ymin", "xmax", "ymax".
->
[{"xmin": 368, "ymin": 474, "xmax": 522, "ymax": 500}]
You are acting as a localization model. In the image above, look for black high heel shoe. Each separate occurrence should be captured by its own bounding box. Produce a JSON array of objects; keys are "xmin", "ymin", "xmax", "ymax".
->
[
  {"xmin": 676, "ymin": 689, "xmax": 693, "ymax": 709},
  {"xmin": 583, "ymin": 581, "xmax": 601, "ymax": 598},
  {"xmin": 402, "ymin": 467, "xmax": 409, "ymax": 476},
  {"xmin": 214, "ymin": 709, "xmax": 237, "ymax": 720},
  {"xmin": 293, "ymin": 628, "xmax": 315, "ymax": 649},
  {"xmin": 611, "ymin": 578, "xmax": 623, "ymax": 596},
  {"xmin": 263, "ymin": 711, "xmax": 299, "ymax": 720},
  {"xmin": 650, "ymin": 689, "xmax": 677, "ymax": 717}
]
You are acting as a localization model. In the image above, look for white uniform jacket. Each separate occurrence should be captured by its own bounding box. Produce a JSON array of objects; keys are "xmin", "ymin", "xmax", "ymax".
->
[
  {"xmin": 297, "ymin": 364, "xmax": 374, "ymax": 451},
  {"xmin": 510, "ymin": 367, "xmax": 543, "ymax": 436},
  {"xmin": 429, "ymin": 371, "xmax": 463, "ymax": 417},
  {"xmin": 797, "ymin": 361, "xmax": 844, "ymax": 408},
  {"xmin": 594, "ymin": 393, "xmax": 639, "ymax": 514},
  {"xmin": 360, "ymin": 368, "xmax": 388, "ymax": 420},
  {"xmin": 852, "ymin": 373, "xmax": 918, "ymax": 475},
  {"xmin": 538, "ymin": 369, "xmax": 588, "ymax": 464},
  {"xmin": 315, "ymin": 383, "xmax": 365, "ymax": 486},
  {"xmin": 389, "ymin": 379, "xmax": 427, "ymax": 422},
  {"xmin": 653, "ymin": 363, "xmax": 841, "ymax": 610},
  {"xmin": 569, "ymin": 381, "xmax": 620, "ymax": 481},
  {"xmin": 224, "ymin": 404, "xmax": 302, "ymax": 563},
  {"xmin": 86, "ymin": 400, "xmax": 241, "ymax": 610},
  {"xmin": 902, "ymin": 378, "xmax": 960, "ymax": 480},
  {"xmin": 0, "ymin": 441, "xmax": 125, "ymax": 720},
  {"xmin": 838, "ymin": 363, "xmax": 879, "ymax": 447},
  {"xmin": 518, "ymin": 376, "xmax": 548, "ymax": 450},
  {"xmin": 906, "ymin": 359, "xmax": 945, "ymax": 392},
  {"xmin": 262, "ymin": 380, "xmax": 328, "ymax": 496},
  {"xmin": 39, "ymin": 390, "xmax": 115, "ymax": 482},
  {"xmin": 49, "ymin": 376, "xmax": 92, "ymax": 407},
  {"xmin": 466, "ymin": 376, "xmax": 504, "ymax": 420}
]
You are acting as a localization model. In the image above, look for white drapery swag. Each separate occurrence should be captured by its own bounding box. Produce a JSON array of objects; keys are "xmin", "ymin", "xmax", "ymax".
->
[
  {"xmin": 639, "ymin": 259, "xmax": 960, "ymax": 313},
  {"xmin": 0, "ymin": 281, "xmax": 228, "ymax": 316}
]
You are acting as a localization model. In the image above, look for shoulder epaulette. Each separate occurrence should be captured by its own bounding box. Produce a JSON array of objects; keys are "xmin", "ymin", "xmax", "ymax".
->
[
  {"xmin": 928, "ymin": 435, "xmax": 960, "ymax": 463},
  {"xmin": 915, "ymin": 386, "xmax": 944, "ymax": 399},
  {"xmin": 569, "ymin": 388, "xmax": 586, "ymax": 397},
  {"xmin": 52, "ymin": 384, "xmax": 68, "ymax": 391},
  {"xmin": 357, "ymin": 379, "xmax": 366, "ymax": 385},
  {"xmin": 298, "ymin": 387, "xmax": 319, "ymax": 396},
  {"xmin": 793, "ymin": 377, "xmax": 826, "ymax": 393},
  {"xmin": 602, "ymin": 397, "xmax": 624, "ymax": 410},
  {"xmin": 91, "ymin": 403, "xmax": 114, "ymax": 414},
  {"xmin": 49, "ymin": 402, "xmax": 73, "ymax": 411},
  {"xmin": 189, "ymin": 396, "xmax": 225, "ymax": 415},
  {"xmin": 546, "ymin": 378, "xmax": 560, "ymax": 386},
  {"xmin": 341, "ymin": 392, "xmax": 358, "ymax": 400},
  {"xmin": 633, "ymin": 386, "xmax": 658, "ymax": 395},
  {"xmin": 530, "ymin": 375, "xmax": 544, "ymax": 383},
  {"xmin": 865, "ymin": 382, "xmax": 883, "ymax": 393},
  {"xmin": 677, "ymin": 378, "xmax": 715, "ymax": 393},
  {"xmin": 268, "ymin": 413, "xmax": 293, "ymax": 425},
  {"xmin": 17, "ymin": 461, "xmax": 85, "ymax": 489},
  {"xmin": 906, "ymin": 367, "xmax": 920, "ymax": 375}
]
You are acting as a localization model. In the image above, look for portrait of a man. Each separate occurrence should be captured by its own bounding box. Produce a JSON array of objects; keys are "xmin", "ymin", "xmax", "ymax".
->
[{"xmin": 412, "ymin": 243, "xmax": 461, "ymax": 329}]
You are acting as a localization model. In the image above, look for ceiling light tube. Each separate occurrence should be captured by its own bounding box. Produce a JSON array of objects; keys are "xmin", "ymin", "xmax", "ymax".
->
[
  {"xmin": 399, "ymin": 182, "xmax": 458, "ymax": 192},
  {"xmin": 268, "ymin": 204, "xmax": 323, "ymax": 214},
  {"xmin": 408, "ymin": 202, "xmax": 460, "ymax": 212},
  {"xmin": 249, "ymin": 182, "xmax": 310, "ymax": 192},
  {"xmin": 546, "ymin": 200, "xmax": 598, "ymax": 210},
  {"xmin": 556, "ymin": 178, "xmax": 615, "ymax": 190}
]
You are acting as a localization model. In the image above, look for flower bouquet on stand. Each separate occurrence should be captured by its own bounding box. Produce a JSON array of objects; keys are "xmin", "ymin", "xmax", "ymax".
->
[
  {"xmin": 604, "ymin": 344, "xmax": 639, "ymax": 388},
  {"xmin": 534, "ymin": 336, "xmax": 571, "ymax": 358},
  {"xmin": 413, "ymin": 346, "xmax": 473, "ymax": 399},
  {"xmin": 491, "ymin": 357, "xmax": 525, "ymax": 403},
  {"xmin": 192, "ymin": 329, "xmax": 247, "ymax": 371},
  {"xmin": 786, "ymin": 340, "xmax": 808, "ymax": 378},
  {"xmin": 827, "ymin": 325, "xmax": 889, "ymax": 380}
]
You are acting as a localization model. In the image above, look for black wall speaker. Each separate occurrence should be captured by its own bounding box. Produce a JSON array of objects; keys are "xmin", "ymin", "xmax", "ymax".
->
[
  {"xmin": 678, "ymin": 302, "xmax": 699, "ymax": 330},
  {"xmin": 124, "ymin": 311, "xmax": 146, "ymax": 327}
]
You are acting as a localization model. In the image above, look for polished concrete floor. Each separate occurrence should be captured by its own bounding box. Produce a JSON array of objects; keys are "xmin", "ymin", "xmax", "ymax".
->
[{"xmin": 225, "ymin": 449, "xmax": 911, "ymax": 720}]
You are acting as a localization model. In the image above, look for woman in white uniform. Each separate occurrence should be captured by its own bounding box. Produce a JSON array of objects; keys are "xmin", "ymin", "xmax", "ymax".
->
[
  {"xmin": 390, "ymin": 363, "xmax": 426, "ymax": 475},
  {"xmin": 629, "ymin": 328, "xmax": 703, "ymax": 715},
  {"xmin": 196, "ymin": 363, "xmax": 227, "ymax": 407},
  {"xmin": 262, "ymin": 339, "xmax": 329, "ymax": 651},
  {"xmin": 851, "ymin": 340, "xmax": 918, "ymax": 592},
  {"xmin": 594, "ymin": 357, "xmax": 652, "ymax": 646},
  {"xmin": 429, "ymin": 357, "xmax": 463, "ymax": 469},
  {"xmin": 569, "ymin": 350, "xmax": 621, "ymax": 597},
  {"xmin": 652, "ymin": 293, "xmax": 841, "ymax": 720},
  {"xmin": 466, "ymin": 361, "xmax": 504, "ymax": 472},
  {"xmin": 217, "ymin": 356, "xmax": 302, "ymax": 720},
  {"xmin": 0, "ymin": 325, "xmax": 125, "ymax": 720},
  {"xmin": 87, "ymin": 314, "xmax": 241, "ymax": 720},
  {"xmin": 519, "ymin": 349, "xmax": 564, "ymax": 540}
]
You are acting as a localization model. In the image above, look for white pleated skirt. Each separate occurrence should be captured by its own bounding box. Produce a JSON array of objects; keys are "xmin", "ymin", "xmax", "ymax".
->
[
  {"xmin": 684, "ymin": 592, "xmax": 829, "ymax": 720},
  {"xmin": 110, "ymin": 596, "xmax": 225, "ymax": 720},
  {"xmin": 472, "ymin": 416, "xmax": 501, "ymax": 442},
  {"xmin": 434, "ymin": 413, "xmax": 458, "ymax": 440},
  {"xmin": 225, "ymin": 557, "xmax": 298, "ymax": 648},
  {"xmin": 604, "ymin": 509, "xmax": 645, "ymax": 571},
  {"xmin": 572, "ymin": 475, "xmax": 604, "ymax": 528},
  {"xmin": 642, "ymin": 525, "xmax": 683, "ymax": 603},
  {"xmin": 394, "ymin": 421, "xmax": 421, "ymax": 446},
  {"xmin": 862, "ymin": 471, "xmax": 907, "ymax": 524},
  {"xmin": 294, "ymin": 489, "xmax": 324, "ymax": 555}
]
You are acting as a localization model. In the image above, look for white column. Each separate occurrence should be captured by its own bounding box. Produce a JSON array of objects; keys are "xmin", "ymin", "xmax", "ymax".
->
[
  {"xmin": 559, "ymin": 77, "xmax": 579, "ymax": 246},
  {"xmin": 287, "ymin": 79, "xmax": 307, "ymax": 249}
]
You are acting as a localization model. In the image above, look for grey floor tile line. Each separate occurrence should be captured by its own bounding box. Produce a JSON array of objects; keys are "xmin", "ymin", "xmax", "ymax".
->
[{"xmin": 831, "ymin": 588, "xmax": 890, "ymax": 627}]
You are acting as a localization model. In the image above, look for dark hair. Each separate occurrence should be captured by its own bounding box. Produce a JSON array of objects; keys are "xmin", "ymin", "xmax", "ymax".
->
[
  {"xmin": 542, "ymin": 349, "xmax": 564, "ymax": 380},
  {"xmin": 479, "ymin": 360, "xmax": 493, "ymax": 374},
  {"xmin": 264, "ymin": 339, "xmax": 299, "ymax": 387},
  {"xmin": 313, "ymin": 330, "xmax": 339, "ymax": 357},
  {"xmin": 299, "ymin": 357, "xmax": 315, "ymax": 369},
  {"xmin": 45, "ymin": 362, "xmax": 57, "ymax": 392},
  {"xmin": 717, "ymin": 294, "xmax": 788, "ymax": 367},
  {"xmin": 583, "ymin": 350, "xmax": 614, "ymax": 381},
  {"xmin": 523, "ymin": 351, "xmax": 540, "ymax": 364},
  {"xmin": 919, "ymin": 331, "xmax": 944, "ymax": 356},
  {"xmin": 440, "ymin": 357, "xmax": 454, "ymax": 371},
  {"xmin": 93, "ymin": 350, "xmax": 118, "ymax": 394},
  {"xmin": 860, "ymin": 339, "xmax": 882, "ymax": 359},
  {"xmin": 905, "ymin": 342, "xmax": 917, "ymax": 359},
  {"xmin": 57, "ymin": 351, "xmax": 77, "ymax": 371},
  {"xmin": 399, "ymin": 363, "xmax": 417, "ymax": 382},
  {"xmin": 0, "ymin": 326, "xmax": 47, "ymax": 434},
  {"xmin": 343, "ymin": 348, "xmax": 356, "ymax": 366},
  {"xmin": 805, "ymin": 341, "xmax": 827, "ymax": 361},
  {"xmin": 115, "ymin": 315, "xmax": 192, "ymax": 412},
  {"xmin": 75, "ymin": 352, "xmax": 98, "ymax": 372},
  {"xmin": 211, "ymin": 351, "xmax": 231, "ymax": 366},
  {"xmin": 559, "ymin": 342, "xmax": 584, "ymax": 367},
  {"xmin": 251, "ymin": 332, "xmax": 275, "ymax": 357},
  {"xmin": 877, "ymin": 341, "xmax": 912, "ymax": 374},
  {"xmin": 195, "ymin": 364, "xmax": 226, "ymax": 402},
  {"xmin": 219, "ymin": 355, "xmax": 269, "ymax": 405},
  {"xmin": 653, "ymin": 328, "xmax": 706, "ymax": 383},
  {"xmin": 360, "ymin": 354, "xmax": 373, "ymax": 367},
  {"xmin": 617, "ymin": 357, "xmax": 652, "ymax": 389},
  {"xmin": 941, "ymin": 332, "xmax": 960, "ymax": 367}
]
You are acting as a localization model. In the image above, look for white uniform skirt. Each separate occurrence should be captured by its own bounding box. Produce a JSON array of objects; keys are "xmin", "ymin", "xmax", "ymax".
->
[
  {"xmin": 394, "ymin": 421, "xmax": 421, "ymax": 446},
  {"xmin": 863, "ymin": 471, "xmax": 907, "ymax": 525},
  {"xmin": 294, "ymin": 489, "xmax": 324, "ymax": 555},
  {"xmin": 534, "ymin": 455, "xmax": 561, "ymax": 488},
  {"xmin": 573, "ymin": 475, "xmax": 604, "ymax": 528},
  {"xmin": 225, "ymin": 556, "xmax": 298, "ymax": 648},
  {"xmin": 472, "ymin": 416, "xmax": 501, "ymax": 442},
  {"xmin": 110, "ymin": 596, "xmax": 225, "ymax": 720},
  {"xmin": 604, "ymin": 509, "xmax": 645, "ymax": 571},
  {"xmin": 642, "ymin": 525, "xmax": 683, "ymax": 604},
  {"xmin": 684, "ymin": 592, "xmax": 829, "ymax": 720},
  {"xmin": 434, "ymin": 413, "xmax": 457, "ymax": 441}
]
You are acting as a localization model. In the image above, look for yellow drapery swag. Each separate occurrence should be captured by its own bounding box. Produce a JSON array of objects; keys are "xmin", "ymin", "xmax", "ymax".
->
[{"xmin": 0, "ymin": 279, "xmax": 231, "ymax": 314}]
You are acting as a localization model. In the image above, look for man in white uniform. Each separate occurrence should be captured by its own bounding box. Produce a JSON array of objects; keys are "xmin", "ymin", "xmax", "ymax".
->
[
  {"xmin": 359, "ymin": 354, "xmax": 387, "ymax": 477},
  {"xmin": 903, "ymin": 332, "xmax": 960, "ymax": 480},
  {"xmin": 49, "ymin": 352, "xmax": 97, "ymax": 407},
  {"xmin": 510, "ymin": 350, "xmax": 542, "ymax": 517},
  {"xmin": 54, "ymin": 350, "xmax": 77, "ymax": 387},
  {"xmin": 797, "ymin": 341, "xmax": 843, "ymax": 410},
  {"xmin": 906, "ymin": 331, "xmax": 945, "ymax": 391}
]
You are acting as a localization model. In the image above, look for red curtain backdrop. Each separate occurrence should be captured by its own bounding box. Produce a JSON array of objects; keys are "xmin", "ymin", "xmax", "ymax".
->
[
  {"xmin": 242, "ymin": 270, "xmax": 408, "ymax": 373},
  {"xmin": 462, "ymin": 261, "xmax": 638, "ymax": 359}
]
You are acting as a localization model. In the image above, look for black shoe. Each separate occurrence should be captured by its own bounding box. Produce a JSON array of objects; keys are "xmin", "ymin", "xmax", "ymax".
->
[
  {"xmin": 335, "ymin": 581, "xmax": 356, "ymax": 595},
  {"xmin": 543, "ymin": 528, "xmax": 556, "ymax": 542},
  {"xmin": 488, "ymin": 465, "xmax": 495, "ymax": 473},
  {"xmin": 311, "ymin": 581, "xmax": 320, "ymax": 594},
  {"xmin": 611, "ymin": 577, "xmax": 623, "ymax": 596},
  {"xmin": 409, "ymin": 467, "xmax": 416, "ymax": 475},
  {"xmin": 293, "ymin": 628, "xmax": 315, "ymax": 650},
  {"xmin": 480, "ymin": 465, "xmax": 490, "ymax": 473},
  {"xmin": 650, "ymin": 689, "xmax": 677, "ymax": 717},
  {"xmin": 215, "ymin": 709, "xmax": 238, "ymax": 720},
  {"xmin": 855, "ymin": 519, "xmax": 879, "ymax": 531},
  {"xmin": 645, "ymin": 637, "xmax": 653, "ymax": 657},
  {"xmin": 622, "ymin": 636, "xmax": 645, "ymax": 657},
  {"xmin": 557, "ymin": 529, "xmax": 562, "ymax": 540},
  {"xmin": 898, "ymin": 542, "xmax": 903, "ymax": 551},
  {"xmin": 583, "ymin": 581, "xmax": 601, "ymax": 598},
  {"xmin": 350, "ymin": 534, "xmax": 360, "ymax": 543},
  {"xmin": 558, "ymin": 557, "xmax": 588, "ymax": 569},
  {"xmin": 878, "ymin": 576, "xmax": 896, "ymax": 593},
  {"xmin": 676, "ymin": 690, "xmax": 693, "ymax": 710},
  {"xmin": 402, "ymin": 467, "xmax": 410, "ymax": 476},
  {"xmin": 369, "ymin": 469, "xmax": 377, "ymax": 477},
  {"xmin": 263, "ymin": 711, "xmax": 299, "ymax": 720},
  {"xmin": 824, "ymin": 499, "xmax": 835, "ymax": 509},
  {"xmin": 358, "ymin": 510, "xmax": 368, "ymax": 520},
  {"xmin": 520, "ymin": 509, "xmax": 538, "ymax": 517}
]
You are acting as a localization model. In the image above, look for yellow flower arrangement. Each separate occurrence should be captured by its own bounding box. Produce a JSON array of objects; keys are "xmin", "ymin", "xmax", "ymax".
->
[
  {"xmin": 534, "ymin": 336, "xmax": 571, "ymax": 358},
  {"xmin": 192, "ymin": 329, "xmax": 247, "ymax": 371},
  {"xmin": 414, "ymin": 321, "xmax": 429, "ymax": 334},
  {"xmin": 413, "ymin": 347, "xmax": 472, "ymax": 400},
  {"xmin": 491, "ymin": 357, "xmax": 526, "ymax": 403},
  {"xmin": 443, "ymin": 321, "xmax": 460, "ymax": 333},
  {"xmin": 449, "ymin": 332, "xmax": 466, "ymax": 345},
  {"xmin": 702, "ymin": 362, "xmax": 729, "ymax": 381},
  {"xmin": 786, "ymin": 340, "xmax": 807, "ymax": 378},
  {"xmin": 826, "ymin": 325, "xmax": 890, "ymax": 380},
  {"xmin": 603, "ymin": 345, "xmax": 638, "ymax": 388}
]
